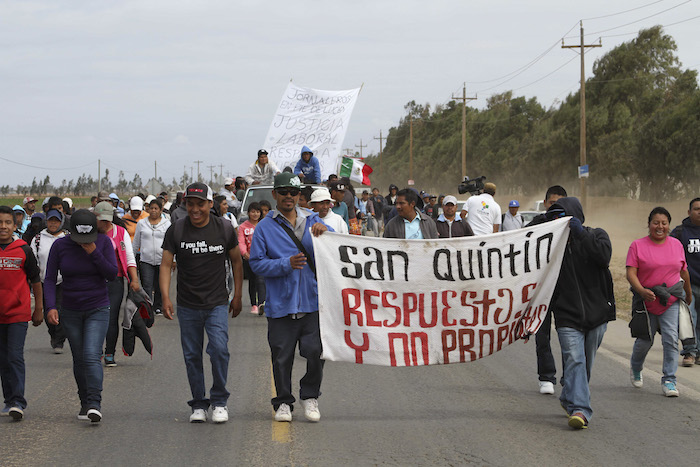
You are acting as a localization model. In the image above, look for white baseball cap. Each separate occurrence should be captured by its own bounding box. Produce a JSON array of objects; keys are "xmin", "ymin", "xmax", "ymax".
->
[
  {"xmin": 443, "ymin": 195, "xmax": 458, "ymax": 206},
  {"xmin": 130, "ymin": 197, "xmax": 144, "ymax": 211}
]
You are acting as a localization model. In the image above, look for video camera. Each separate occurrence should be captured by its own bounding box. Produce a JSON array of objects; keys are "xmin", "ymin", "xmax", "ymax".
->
[{"xmin": 458, "ymin": 175, "xmax": 486, "ymax": 196}]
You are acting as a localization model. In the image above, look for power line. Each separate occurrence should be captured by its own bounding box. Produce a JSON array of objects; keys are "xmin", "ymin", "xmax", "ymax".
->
[
  {"xmin": 0, "ymin": 155, "xmax": 96, "ymax": 171},
  {"xmin": 601, "ymin": 13, "xmax": 700, "ymax": 38},
  {"xmin": 582, "ymin": 0, "xmax": 669, "ymax": 21},
  {"xmin": 565, "ymin": 0, "xmax": 694, "ymax": 38}
]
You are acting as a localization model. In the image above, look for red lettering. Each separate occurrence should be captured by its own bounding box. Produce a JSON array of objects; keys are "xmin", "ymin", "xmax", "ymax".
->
[
  {"xmin": 364, "ymin": 289, "xmax": 381, "ymax": 327},
  {"xmin": 342, "ymin": 288, "xmax": 363, "ymax": 326},
  {"xmin": 459, "ymin": 291, "xmax": 478, "ymax": 326},
  {"xmin": 403, "ymin": 293, "xmax": 418, "ymax": 327},
  {"xmin": 458, "ymin": 328, "xmax": 476, "ymax": 362},
  {"xmin": 473, "ymin": 290, "xmax": 496, "ymax": 326},
  {"xmin": 521, "ymin": 283, "xmax": 537, "ymax": 304},
  {"xmin": 382, "ymin": 291, "xmax": 401, "ymax": 327},
  {"xmin": 419, "ymin": 292, "xmax": 438, "ymax": 328},
  {"xmin": 494, "ymin": 288, "xmax": 513, "ymax": 324},
  {"xmin": 479, "ymin": 329, "xmax": 494, "ymax": 358},
  {"xmin": 441, "ymin": 290, "xmax": 457, "ymax": 326},
  {"xmin": 388, "ymin": 333, "xmax": 410, "ymax": 367},
  {"xmin": 496, "ymin": 324, "xmax": 510, "ymax": 351},
  {"xmin": 410, "ymin": 332, "xmax": 429, "ymax": 365},
  {"xmin": 344, "ymin": 330, "xmax": 370, "ymax": 363},
  {"xmin": 441, "ymin": 330, "xmax": 456, "ymax": 364}
]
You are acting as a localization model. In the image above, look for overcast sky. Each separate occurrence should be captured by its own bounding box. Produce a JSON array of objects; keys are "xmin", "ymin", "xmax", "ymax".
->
[{"xmin": 1, "ymin": 0, "xmax": 698, "ymax": 189}]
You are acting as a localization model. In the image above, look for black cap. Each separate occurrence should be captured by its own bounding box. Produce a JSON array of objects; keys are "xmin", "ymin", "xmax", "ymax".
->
[
  {"xmin": 69, "ymin": 209, "xmax": 98, "ymax": 244},
  {"xmin": 184, "ymin": 182, "xmax": 213, "ymax": 201},
  {"xmin": 258, "ymin": 149, "xmax": 269, "ymax": 156}
]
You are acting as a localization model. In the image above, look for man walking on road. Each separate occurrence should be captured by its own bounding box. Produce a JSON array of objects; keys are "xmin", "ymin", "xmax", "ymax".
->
[
  {"xmin": 436, "ymin": 195, "xmax": 473, "ymax": 238},
  {"xmin": 383, "ymin": 189, "xmax": 438, "ymax": 239},
  {"xmin": 249, "ymin": 173, "xmax": 331, "ymax": 423},
  {"xmin": 671, "ymin": 197, "xmax": 700, "ymax": 367},
  {"xmin": 160, "ymin": 182, "xmax": 243, "ymax": 424},
  {"xmin": 548, "ymin": 197, "xmax": 615, "ymax": 429}
]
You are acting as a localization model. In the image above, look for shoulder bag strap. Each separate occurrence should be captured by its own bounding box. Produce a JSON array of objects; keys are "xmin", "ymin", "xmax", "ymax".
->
[{"xmin": 277, "ymin": 218, "xmax": 317, "ymax": 277}]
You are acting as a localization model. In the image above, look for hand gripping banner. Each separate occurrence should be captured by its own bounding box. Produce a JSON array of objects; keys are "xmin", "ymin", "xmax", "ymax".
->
[{"xmin": 312, "ymin": 218, "xmax": 570, "ymax": 366}]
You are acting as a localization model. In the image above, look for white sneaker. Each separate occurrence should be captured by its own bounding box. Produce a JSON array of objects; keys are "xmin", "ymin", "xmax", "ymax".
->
[
  {"xmin": 274, "ymin": 403, "xmax": 292, "ymax": 422},
  {"xmin": 301, "ymin": 398, "xmax": 320, "ymax": 422},
  {"xmin": 539, "ymin": 381, "xmax": 555, "ymax": 395},
  {"xmin": 212, "ymin": 406, "xmax": 228, "ymax": 423},
  {"xmin": 189, "ymin": 408, "xmax": 207, "ymax": 423},
  {"xmin": 86, "ymin": 408, "xmax": 102, "ymax": 423}
]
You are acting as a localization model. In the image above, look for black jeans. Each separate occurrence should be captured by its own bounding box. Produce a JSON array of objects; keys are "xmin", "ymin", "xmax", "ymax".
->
[
  {"xmin": 267, "ymin": 313, "xmax": 324, "ymax": 410},
  {"xmin": 536, "ymin": 309, "xmax": 557, "ymax": 384},
  {"xmin": 43, "ymin": 284, "xmax": 66, "ymax": 347},
  {"xmin": 139, "ymin": 263, "xmax": 162, "ymax": 310},
  {"xmin": 243, "ymin": 259, "xmax": 266, "ymax": 306},
  {"xmin": 104, "ymin": 277, "xmax": 125, "ymax": 356}
]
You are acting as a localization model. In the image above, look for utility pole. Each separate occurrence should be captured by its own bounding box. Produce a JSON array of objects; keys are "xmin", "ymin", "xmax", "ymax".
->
[
  {"xmin": 409, "ymin": 113, "xmax": 413, "ymax": 183},
  {"xmin": 355, "ymin": 139, "xmax": 367, "ymax": 158},
  {"xmin": 218, "ymin": 164, "xmax": 224, "ymax": 180},
  {"xmin": 562, "ymin": 21, "xmax": 601, "ymax": 211},
  {"xmin": 98, "ymin": 159, "xmax": 101, "ymax": 192},
  {"xmin": 194, "ymin": 160, "xmax": 203, "ymax": 182},
  {"xmin": 207, "ymin": 165, "xmax": 215, "ymax": 185},
  {"xmin": 374, "ymin": 130, "xmax": 385, "ymax": 177},
  {"xmin": 154, "ymin": 161, "xmax": 157, "ymax": 180},
  {"xmin": 451, "ymin": 84, "xmax": 477, "ymax": 178},
  {"xmin": 343, "ymin": 147, "xmax": 354, "ymax": 156},
  {"xmin": 190, "ymin": 166, "xmax": 194, "ymax": 182}
]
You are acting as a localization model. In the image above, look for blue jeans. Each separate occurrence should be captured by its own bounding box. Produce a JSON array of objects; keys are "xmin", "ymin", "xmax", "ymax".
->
[
  {"xmin": 631, "ymin": 301, "xmax": 680, "ymax": 383},
  {"xmin": 0, "ymin": 322, "xmax": 29, "ymax": 410},
  {"xmin": 681, "ymin": 284, "xmax": 700, "ymax": 356},
  {"xmin": 177, "ymin": 304, "xmax": 230, "ymax": 410},
  {"xmin": 104, "ymin": 277, "xmax": 125, "ymax": 355},
  {"xmin": 139, "ymin": 263, "xmax": 162, "ymax": 310},
  {"xmin": 557, "ymin": 323, "xmax": 607, "ymax": 421},
  {"xmin": 61, "ymin": 306, "xmax": 110, "ymax": 410}
]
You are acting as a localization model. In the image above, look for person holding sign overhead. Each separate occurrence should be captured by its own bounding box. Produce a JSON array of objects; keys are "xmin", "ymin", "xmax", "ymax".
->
[{"xmin": 249, "ymin": 172, "xmax": 332, "ymax": 423}]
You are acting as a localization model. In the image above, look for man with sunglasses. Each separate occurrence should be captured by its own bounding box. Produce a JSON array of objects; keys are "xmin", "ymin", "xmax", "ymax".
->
[{"xmin": 249, "ymin": 173, "xmax": 332, "ymax": 423}]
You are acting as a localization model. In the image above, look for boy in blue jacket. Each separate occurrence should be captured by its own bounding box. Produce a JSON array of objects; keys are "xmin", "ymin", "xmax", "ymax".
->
[
  {"xmin": 293, "ymin": 146, "xmax": 322, "ymax": 184},
  {"xmin": 249, "ymin": 173, "xmax": 332, "ymax": 423}
]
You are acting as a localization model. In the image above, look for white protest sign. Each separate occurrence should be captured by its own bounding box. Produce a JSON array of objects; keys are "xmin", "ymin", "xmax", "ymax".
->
[
  {"xmin": 264, "ymin": 83, "xmax": 360, "ymax": 180},
  {"xmin": 313, "ymin": 218, "xmax": 570, "ymax": 367}
]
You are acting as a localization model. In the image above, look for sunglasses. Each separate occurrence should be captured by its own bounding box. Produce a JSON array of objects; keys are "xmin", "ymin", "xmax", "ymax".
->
[{"xmin": 276, "ymin": 188, "xmax": 300, "ymax": 197}]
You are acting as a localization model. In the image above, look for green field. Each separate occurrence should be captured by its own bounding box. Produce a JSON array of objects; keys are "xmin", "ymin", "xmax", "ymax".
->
[{"xmin": 0, "ymin": 196, "xmax": 94, "ymax": 209}]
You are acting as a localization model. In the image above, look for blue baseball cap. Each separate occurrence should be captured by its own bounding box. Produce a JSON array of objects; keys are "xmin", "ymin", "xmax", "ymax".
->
[{"xmin": 509, "ymin": 200, "xmax": 520, "ymax": 208}]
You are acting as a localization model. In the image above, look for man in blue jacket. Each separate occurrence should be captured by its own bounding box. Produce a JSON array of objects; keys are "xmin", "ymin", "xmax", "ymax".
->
[
  {"xmin": 671, "ymin": 197, "xmax": 700, "ymax": 367},
  {"xmin": 249, "ymin": 172, "xmax": 331, "ymax": 423},
  {"xmin": 293, "ymin": 146, "xmax": 322, "ymax": 184}
]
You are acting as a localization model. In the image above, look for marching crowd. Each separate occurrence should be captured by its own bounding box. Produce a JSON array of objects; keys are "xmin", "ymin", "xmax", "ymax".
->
[{"xmin": 0, "ymin": 145, "xmax": 698, "ymax": 432}]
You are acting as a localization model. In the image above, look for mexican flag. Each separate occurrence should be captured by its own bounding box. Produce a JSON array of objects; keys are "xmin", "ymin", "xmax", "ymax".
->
[{"xmin": 339, "ymin": 156, "xmax": 373, "ymax": 185}]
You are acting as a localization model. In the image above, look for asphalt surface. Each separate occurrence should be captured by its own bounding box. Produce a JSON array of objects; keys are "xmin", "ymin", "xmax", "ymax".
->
[{"xmin": 3, "ymin": 279, "xmax": 700, "ymax": 466}]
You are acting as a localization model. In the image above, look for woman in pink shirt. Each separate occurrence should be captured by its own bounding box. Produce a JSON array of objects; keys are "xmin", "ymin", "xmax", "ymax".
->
[
  {"xmin": 238, "ymin": 202, "xmax": 265, "ymax": 315},
  {"xmin": 627, "ymin": 207, "xmax": 692, "ymax": 397}
]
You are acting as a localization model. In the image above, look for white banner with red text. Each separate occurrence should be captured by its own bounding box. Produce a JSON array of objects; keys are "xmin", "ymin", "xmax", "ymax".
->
[{"xmin": 313, "ymin": 217, "xmax": 570, "ymax": 366}]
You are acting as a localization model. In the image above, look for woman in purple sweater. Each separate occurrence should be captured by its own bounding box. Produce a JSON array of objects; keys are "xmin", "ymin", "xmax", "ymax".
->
[{"xmin": 44, "ymin": 210, "xmax": 117, "ymax": 423}]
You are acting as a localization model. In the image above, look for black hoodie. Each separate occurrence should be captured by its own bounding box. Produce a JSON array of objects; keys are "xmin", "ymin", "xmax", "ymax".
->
[
  {"xmin": 671, "ymin": 217, "xmax": 700, "ymax": 287},
  {"xmin": 549, "ymin": 197, "xmax": 616, "ymax": 331}
]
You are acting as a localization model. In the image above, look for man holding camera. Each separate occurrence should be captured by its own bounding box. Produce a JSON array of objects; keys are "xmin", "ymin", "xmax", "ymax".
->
[{"xmin": 464, "ymin": 182, "xmax": 501, "ymax": 235}]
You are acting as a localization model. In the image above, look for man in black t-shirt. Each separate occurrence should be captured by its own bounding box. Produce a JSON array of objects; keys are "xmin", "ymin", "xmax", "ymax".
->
[{"xmin": 160, "ymin": 183, "xmax": 243, "ymax": 425}]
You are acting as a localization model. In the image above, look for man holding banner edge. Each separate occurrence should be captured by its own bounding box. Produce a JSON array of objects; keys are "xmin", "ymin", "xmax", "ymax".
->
[{"xmin": 249, "ymin": 172, "xmax": 332, "ymax": 423}]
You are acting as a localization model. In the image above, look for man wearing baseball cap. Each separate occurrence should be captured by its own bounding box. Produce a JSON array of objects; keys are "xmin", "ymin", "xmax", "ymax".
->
[
  {"xmin": 436, "ymin": 195, "xmax": 474, "ymax": 238},
  {"xmin": 245, "ymin": 149, "xmax": 280, "ymax": 186},
  {"xmin": 249, "ymin": 172, "xmax": 332, "ymax": 423},
  {"xmin": 122, "ymin": 197, "xmax": 148, "ymax": 241},
  {"xmin": 160, "ymin": 182, "xmax": 243, "ymax": 424},
  {"xmin": 501, "ymin": 200, "xmax": 524, "ymax": 232},
  {"xmin": 22, "ymin": 197, "xmax": 37, "ymax": 232}
]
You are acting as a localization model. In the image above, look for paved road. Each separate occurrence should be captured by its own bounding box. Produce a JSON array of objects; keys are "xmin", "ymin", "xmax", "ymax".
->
[{"xmin": 4, "ymin": 281, "xmax": 700, "ymax": 466}]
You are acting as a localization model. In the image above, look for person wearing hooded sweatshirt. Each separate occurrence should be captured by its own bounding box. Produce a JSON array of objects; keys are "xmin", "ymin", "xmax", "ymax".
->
[
  {"xmin": 293, "ymin": 146, "xmax": 322, "ymax": 184},
  {"xmin": 12, "ymin": 205, "xmax": 26, "ymax": 236},
  {"xmin": 0, "ymin": 205, "xmax": 43, "ymax": 420},
  {"xmin": 546, "ymin": 197, "xmax": 615, "ymax": 430},
  {"xmin": 671, "ymin": 197, "xmax": 700, "ymax": 367},
  {"xmin": 30, "ymin": 209, "xmax": 68, "ymax": 353}
]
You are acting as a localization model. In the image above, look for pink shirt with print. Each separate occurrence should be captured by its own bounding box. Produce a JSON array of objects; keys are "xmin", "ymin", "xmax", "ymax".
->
[{"xmin": 626, "ymin": 235, "xmax": 687, "ymax": 315}]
